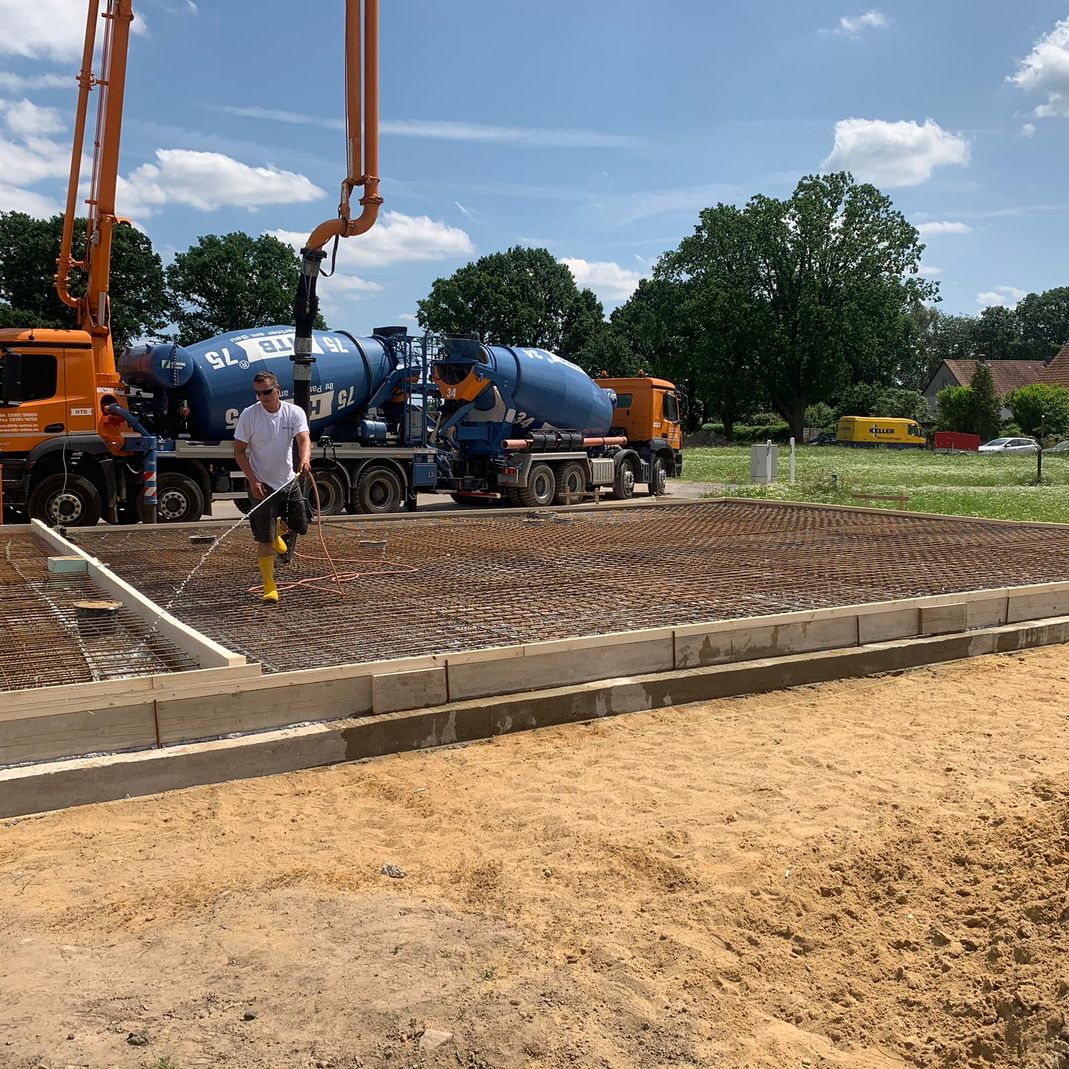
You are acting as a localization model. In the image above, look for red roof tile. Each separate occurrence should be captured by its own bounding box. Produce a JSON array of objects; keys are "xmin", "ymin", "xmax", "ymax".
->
[
  {"xmin": 940, "ymin": 359, "xmax": 1047, "ymax": 397},
  {"xmin": 1039, "ymin": 344, "xmax": 1069, "ymax": 388}
]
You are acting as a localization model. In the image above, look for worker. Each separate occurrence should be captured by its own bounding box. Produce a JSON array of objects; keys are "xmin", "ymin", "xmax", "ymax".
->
[{"xmin": 233, "ymin": 370, "xmax": 312, "ymax": 602}]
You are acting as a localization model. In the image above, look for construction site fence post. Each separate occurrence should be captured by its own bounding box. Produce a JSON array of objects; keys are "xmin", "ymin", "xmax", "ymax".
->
[{"xmin": 789, "ymin": 437, "xmax": 796, "ymax": 485}]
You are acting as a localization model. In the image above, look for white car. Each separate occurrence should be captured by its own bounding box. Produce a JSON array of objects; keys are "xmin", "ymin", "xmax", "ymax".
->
[{"xmin": 978, "ymin": 436, "xmax": 1040, "ymax": 454}]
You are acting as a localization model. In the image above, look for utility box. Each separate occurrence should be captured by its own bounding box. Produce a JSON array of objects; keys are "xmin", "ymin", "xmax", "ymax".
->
[{"xmin": 750, "ymin": 442, "xmax": 778, "ymax": 484}]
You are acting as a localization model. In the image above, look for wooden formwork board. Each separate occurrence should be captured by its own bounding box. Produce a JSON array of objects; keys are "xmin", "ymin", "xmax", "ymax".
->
[
  {"xmin": 6, "ymin": 578, "xmax": 1069, "ymax": 771},
  {"xmin": 5, "ymin": 612, "xmax": 1069, "ymax": 820}
]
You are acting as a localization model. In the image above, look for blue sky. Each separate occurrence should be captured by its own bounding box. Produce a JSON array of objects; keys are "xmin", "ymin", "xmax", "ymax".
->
[{"xmin": 2, "ymin": 0, "xmax": 1069, "ymax": 335}]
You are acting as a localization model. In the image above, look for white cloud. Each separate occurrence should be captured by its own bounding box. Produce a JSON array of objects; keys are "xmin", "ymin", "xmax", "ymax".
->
[
  {"xmin": 116, "ymin": 149, "xmax": 325, "ymax": 216},
  {"xmin": 380, "ymin": 118, "xmax": 642, "ymax": 150},
  {"xmin": 2, "ymin": 99, "xmax": 64, "ymax": 137},
  {"xmin": 0, "ymin": 181, "xmax": 59, "ymax": 215},
  {"xmin": 1023, "ymin": 122, "xmax": 1036, "ymax": 137},
  {"xmin": 823, "ymin": 10, "xmax": 890, "ymax": 36},
  {"xmin": 269, "ymin": 211, "xmax": 473, "ymax": 271},
  {"xmin": 0, "ymin": 0, "xmax": 91, "ymax": 60},
  {"xmin": 976, "ymin": 286, "xmax": 1028, "ymax": 308},
  {"xmin": 221, "ymin": 105, "xmax": 641, "ymax": 149},
  {"xmin": 454, "ymin": 201, "xmax": 477, "ymax": 220},
  {"xmin": 0, "ymin": 134, "xmax": 70, "ymax": 184},
  {"xmin": 915, "ymin": 220, "xmax": 972, "ymax": 236},
  {"xmin": 917, "ymin": 264, "xmax": 942, "ymax": 277},
  {"xmin": 0, "ymin": 72, "xmax": 70, "ymax": 91},
  {"xmin": 822, "ymin": 118, "xmax": 969, "ymax": 186},
  {"xmin": 560, "ymin": 258, "xmax": 644, "ymax": 303},
  {"xmin": 1010, "ymin": 17, "xmax": 1069, "ymax": 118},
  {"xmin": 0, "ymin": 0, "xmax": 148, "ymax": 58}
]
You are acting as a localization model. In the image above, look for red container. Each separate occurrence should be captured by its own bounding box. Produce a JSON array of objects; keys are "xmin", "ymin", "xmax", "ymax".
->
[{"xmin": 934, "ymin": 431, "xmax": 981, "ymax": 451}]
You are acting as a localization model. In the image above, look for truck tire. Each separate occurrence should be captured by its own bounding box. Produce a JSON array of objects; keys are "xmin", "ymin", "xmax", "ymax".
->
[
  {"xmin": 646, "ymin": 457, "xmax": 667, "ymax": 497},
  {"xmin": 27, "ymin": 473, "xmax": 103, "ymax": 527},
  {"xmin": 611, "ymin": 459, "xmax": 636, "ymax": 501},
  {"xmin": 309, "ymin": 468, "xmax": 347, "ymax": 516},
  {"xmin": 517, "ymin": 463, "xmax": 555, "ymax": 508},
  {"xmin": 553, "ymin": 462, "xmax": 586, "ymax": 505},
  {"xmin": 354, "ymin": 464, "xmax": 404, "ymax": 514},
  {"xmin": 503, "ymin": 487, "xmax": 524, "ymax": 507},
  {"xmin": 154, "ymin": 472, "xmax": 205, "ymax": 523}
]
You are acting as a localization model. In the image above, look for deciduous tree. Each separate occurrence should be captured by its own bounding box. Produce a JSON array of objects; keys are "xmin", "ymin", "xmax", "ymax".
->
[
  {"xmin": 166, "ymin": 232, "xmax": 320, "ymax": 345},
  {"xmin": 0, "ymin": 210, "xmax": 167, "ymax": 351},
  {"xmin": 417, "ymin": 246, "xmax": 604, "ymax": 358}
]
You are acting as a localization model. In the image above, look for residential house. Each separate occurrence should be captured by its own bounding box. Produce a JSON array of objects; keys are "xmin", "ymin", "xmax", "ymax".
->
[{"xmin": 922, "ymin": 359, "xmax": 1047, "ymax": 421}]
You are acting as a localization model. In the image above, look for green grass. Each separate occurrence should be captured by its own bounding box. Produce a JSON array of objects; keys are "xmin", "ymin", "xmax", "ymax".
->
[{"xmin": 683, "ymin": 445, "xmax": 1069, "ymax": 523}]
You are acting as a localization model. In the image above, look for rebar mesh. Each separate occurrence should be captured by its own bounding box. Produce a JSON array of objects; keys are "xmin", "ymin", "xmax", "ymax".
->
[
  {"xmin": 69, "ymin": 501, "xmax": 1069, "ymax": 676},
  {"xmin": 0, "ymin": 529, "xmax": 198, "ymax": 691}
]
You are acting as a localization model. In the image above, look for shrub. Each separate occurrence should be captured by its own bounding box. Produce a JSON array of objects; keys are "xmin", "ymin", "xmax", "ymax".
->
[
  {"xmin": 1005, "ymin": 383, "xmax": 1069, "ymax": 438},
  {"xmin": 804, "ymin": 402, "xmax": 835, "ymax": 430}
]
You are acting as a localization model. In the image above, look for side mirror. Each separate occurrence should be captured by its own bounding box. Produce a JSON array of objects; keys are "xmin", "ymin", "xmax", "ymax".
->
[{"xmin": 0, "ymin": 348, "xmax": 23, "ymax": 405}]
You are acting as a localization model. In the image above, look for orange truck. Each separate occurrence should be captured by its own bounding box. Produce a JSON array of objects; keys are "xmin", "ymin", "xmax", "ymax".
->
[{"xmin": 603, "ymin": 373, "xmax": 684, "ymax": 496}]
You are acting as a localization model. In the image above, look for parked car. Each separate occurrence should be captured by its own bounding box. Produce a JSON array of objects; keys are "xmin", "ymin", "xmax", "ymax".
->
[
  {"xmin": 1044, "ymin": 439, "xmax": 1069, "ymax": 454},
  {"xmin": 978, "ymin": 437, "xmax": 1040, "ymax": 454},
  {"xmin": 809, "ymin": 431, "xmax": 838, "ymax": 446}
]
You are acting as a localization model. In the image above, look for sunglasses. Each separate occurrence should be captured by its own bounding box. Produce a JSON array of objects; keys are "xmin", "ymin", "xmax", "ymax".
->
[{"xmin": 254, "ymin": 386, "xmax": 277, "ymax": 396}]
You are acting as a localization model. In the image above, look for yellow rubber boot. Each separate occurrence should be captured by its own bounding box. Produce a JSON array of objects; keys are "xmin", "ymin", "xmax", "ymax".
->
[
  {"xmin": 259, "ymin": 555, "xmax": 279, "ymax": 603},
  {"xmin": 272, "ymin": 518, "xmax": 288, "ymax": 556}
]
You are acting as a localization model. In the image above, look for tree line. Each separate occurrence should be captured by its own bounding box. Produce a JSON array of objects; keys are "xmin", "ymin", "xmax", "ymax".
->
[
  {"xmin": 417, "ymin": 174, "xmax": 1069, "ymax": 441},
  {"xmin": 6, "ymin": 172, "xmax": 1069, "ymax": 444}
]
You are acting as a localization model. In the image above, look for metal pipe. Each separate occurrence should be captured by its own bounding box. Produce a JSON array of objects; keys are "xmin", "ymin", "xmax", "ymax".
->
[
  {"xmin": 55, "ymin": 0, "xmax": 102, "ymax": 310},
  {"xmin": 106, "ymin": 404, "xmax": 157, "ymax": 523},
  {"xmin": 501, "ymin": 436, "xmax": 627, "ymax": 451},
  {"xmin": 304, "ymin": 0, "xmax": 382, "ymax": 250}
]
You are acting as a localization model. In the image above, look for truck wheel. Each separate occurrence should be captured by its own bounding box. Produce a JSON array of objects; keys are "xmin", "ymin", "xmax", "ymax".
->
[
  {"xmin": 503, "ymin": 487, "xmax": 524, "ymax": 507},
  {"xmin": 611, "ymin": 460, "xmax": 636, "ymax": 501},
  {"xmin": 517, "ymin": 463, "xmax": 556, "ymax": 508},
  {"xmin": 309, "ymin": 468, "xmax": 347, "ymax": 516},
  {"xmin": 154, "ymin": 472, "xmax": 205, "ymax": 523},
  {"xmin": 553, "ymin": 462, "xmax": 586, "ymax": 505},
  {"xmin": 28, "ymin": 473, "xmax": 103, "ymax": 527},
  {"xmin": 647, "ymin": 457, "xmax": 668, "ymax": 497},
  {"xmin": 354, "ymin": 464, "xmax": 404, "ymax": 514}
]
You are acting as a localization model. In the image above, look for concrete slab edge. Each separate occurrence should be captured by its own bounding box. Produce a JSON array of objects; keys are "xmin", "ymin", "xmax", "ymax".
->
[{"xmin": 3, "ymin": 613, "xmax": 1068, "ymax": 819}]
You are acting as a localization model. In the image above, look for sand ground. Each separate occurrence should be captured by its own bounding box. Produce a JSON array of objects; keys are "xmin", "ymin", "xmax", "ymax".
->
[{"xmin": 1, "ymin": 646, "xmax": 1068, "ymax": 1069}]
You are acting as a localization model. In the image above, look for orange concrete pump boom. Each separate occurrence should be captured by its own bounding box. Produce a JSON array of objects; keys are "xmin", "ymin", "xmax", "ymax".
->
[
  {"xmin": 55, "ymin": 0, "xmax": 134, "ymax": 380},
  {"xmin": 292, "ymin": 0, "xmax": 382, "ymax": 415},
  {"xmin": 50, "ymin": 0, "xmax": 380, "ymax": 407}
]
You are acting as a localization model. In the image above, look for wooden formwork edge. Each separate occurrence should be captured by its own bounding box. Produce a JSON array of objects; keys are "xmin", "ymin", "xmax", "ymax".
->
[
  {"xmin": 4, "ymin": 613, "xmax": 1069, "ymax": 820},
  {"xmin": 30, "ymin": 519, "xmax": 246, "ymax": 670}
]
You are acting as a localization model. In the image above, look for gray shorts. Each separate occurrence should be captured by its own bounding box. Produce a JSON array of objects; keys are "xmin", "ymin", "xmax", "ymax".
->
[{"xmin": 248, "ymin": 480, "xmax": 309, "ymax": 544}]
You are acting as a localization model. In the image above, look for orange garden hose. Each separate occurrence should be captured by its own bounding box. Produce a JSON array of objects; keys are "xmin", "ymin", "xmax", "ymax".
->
[{"xmin": 248, "ymin": 474, "xmax": 419, "ymax": 599}]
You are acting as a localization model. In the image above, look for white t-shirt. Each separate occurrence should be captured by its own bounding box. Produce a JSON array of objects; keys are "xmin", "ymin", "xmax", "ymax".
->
[{"xmin": 233, "ymin": 401, "xmax": 309, "ymax": 488}]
